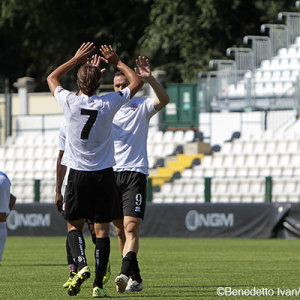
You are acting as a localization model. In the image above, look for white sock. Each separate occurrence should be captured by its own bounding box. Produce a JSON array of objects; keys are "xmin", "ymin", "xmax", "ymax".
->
[{"xmin": 0, "ymin": 222, "xmax": 7, "ymax": 261}]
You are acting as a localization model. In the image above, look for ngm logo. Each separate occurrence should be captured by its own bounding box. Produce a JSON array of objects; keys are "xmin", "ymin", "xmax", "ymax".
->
[
  {"xmin": 7, "ymin": 210, "xmax": 51, "ymax": 230},
  {"xmin": 185, "ymin": 210, "xmax": 234, "ymax": 231}
]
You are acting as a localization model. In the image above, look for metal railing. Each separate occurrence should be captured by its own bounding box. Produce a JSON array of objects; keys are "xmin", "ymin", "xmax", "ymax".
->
[
  {"xmin": 198, "ymin": 68, "xmax": 300, "ymax": 112},
  {"xmin": 278, "ymin": 12, "xmax": 300, "ymax": 44},
  {"xmin": 11, "ymin": 113, "xmax": 64, "ymax": 136},
  {"xmin": 205, "ymin": 7, "xmax": 300, "ymax": 113},
  {"xmin": 261, "ymin": 23, "xmax": 289, "ymax": 55},
  {"xmin": 243, "ymin": 35, "xmax": 272, "ymax": 67}
]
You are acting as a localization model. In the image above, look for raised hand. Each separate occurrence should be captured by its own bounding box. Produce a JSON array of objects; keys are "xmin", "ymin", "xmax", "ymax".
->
[
  {"xmin": 87, "ymin": 54, "xmax": 101, "ymax": 68},
  {"xmin": 87, "ymin": 54, "xmax": 107, "ymax": 73},
  {"xmin": 74, "ymin": 42, "xmax": 96, "ymax": 64},
  {"xmin": 99, "ymin": 45, "xmax": 120, "ymax": 66},
  {"xmin": 135, "ymin": 56, "xmax": 151, "ymax": 79}
]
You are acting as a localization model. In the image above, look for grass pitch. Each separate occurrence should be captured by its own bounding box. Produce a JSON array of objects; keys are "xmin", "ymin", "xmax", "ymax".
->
[{"xmin": 1, "ymin": 237, "xmax": 300, "ymax": 299}]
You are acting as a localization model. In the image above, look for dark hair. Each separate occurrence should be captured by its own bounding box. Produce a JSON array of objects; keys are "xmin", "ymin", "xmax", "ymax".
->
[
  {"xmin": 114, "ymin": 71, "xmax": 125, "ymax": 77},
  {"xmin": 77, "ymin": 64, "xmax": 102, "ymax": 96}
]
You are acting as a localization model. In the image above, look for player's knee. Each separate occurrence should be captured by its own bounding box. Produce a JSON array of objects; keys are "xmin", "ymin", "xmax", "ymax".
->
[
  {"xmin": 94, "ymin": 222, "xmax": 110, "ymax": 237},
  {"xmin": 124, "ymin": 221, "xmax": 139, "ymax": 236}
]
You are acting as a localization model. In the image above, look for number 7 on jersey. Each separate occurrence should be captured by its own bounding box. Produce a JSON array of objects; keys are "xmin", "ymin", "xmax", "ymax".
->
[{"xmin": 80, "ymin": 108, "xmax": 98, "ymax": 139}]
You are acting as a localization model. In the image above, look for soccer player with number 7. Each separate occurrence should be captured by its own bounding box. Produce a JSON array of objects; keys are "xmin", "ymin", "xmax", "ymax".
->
[{"xmin": 47, "ymin": 42, "xmax": 143, "ymax": 298}]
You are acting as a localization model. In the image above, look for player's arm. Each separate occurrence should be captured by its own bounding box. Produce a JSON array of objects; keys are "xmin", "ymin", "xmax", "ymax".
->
[
  {"xmin": 9, "ymin": 193, "xmax": 16, "ymax": 211},
  {"xmin": 56, "ymin": 150, "xmax": 67, "ymax": 212},
  {"xmin": 99, "ymin": 45, "xmax": 143, "ymax": 99},
  {"xmin": 47, "ymin": 42, "xmax": 96, "ymax": 95},
  {"xmin": 135, "ymin": 56, "xmax": 170, "ymax": 111}
]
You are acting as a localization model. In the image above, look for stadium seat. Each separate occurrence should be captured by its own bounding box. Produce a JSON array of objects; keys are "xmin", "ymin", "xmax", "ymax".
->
[
  {"xmin": 163, "ymin": 143, "xmax": 176, "ymax": 156},
  {"xmin": 245, "ymin": 154, "xmax": 257, "ymax": 167},
  {"xmin": 157, "ymin": 182, "xmax": 172, "ymax": 196},
  {"xmin": 164, "ymin": 196, "xmax": 174, "ymax": 203},
  {"xmin": 224, "ymin": 166, "xmax": 237, "ymax": 177},
  {"xmin": 152, "ymin": 196, "xmax": 163, "ymax": 203},
  {"xmin": 185, "ymin": 196, "xmax": 197, "ymax": 203},
  {"xmin": 221, "ymin": 142, "xmax": 232, "ymax": 154},
  {"xmin": 203, "ymin": 167, "xmax": 214, "ymax": 177},
  {"xmin": 213, "ymin": 179, "xmax": 227, "ymax": 194},
  {"xmin": 181, "ymin": 169, "xmax": 193, "ymax": 181},
  {"xmin": 200, "ymin": 156, "xmax": 212, "ymax": 168},
  {"xmin": 252, "ymin": 195, "xmax": 264, "ymax": 203},
  {"xmin": 151, "ymin": 131, "xmax": 163, "ymax": 143},
  {"xmin": 215, "ymin": 167, "xmax": 226, "ymax": 177},
  {"xmin": 173, "ymin": 195, "xmax": 185, "ymax": 203},
  {"xmin": 286, "ymin": 140, "xmax": 299, "ymax": 153},
  {"xmin": 172, "ymin": 181, "xmax": 184, "ymax": 195},
  {"xmin": 162, "ymin": 131, "xmax": 174, "ymax": 143},
  {"xmin": 234, "ymin": 155, "xmax": 245, "ymax": 166},
  {"xmin": 183, "ymin": 130, "xmax": 195, "ymax": 143},
  {"xmin": 193, "ymin": 182, "xmax": 204, "ymax": 195},
  {"xmin": 192, "ymin": 167, "xmax": 204, "ymax": 179},
  {"xmin": 196, "ymin": 195, "xmax": 205, "ymax": 203},
  {"xmin": 152, "ymin": 143, "xmax": 164, "ymax": 158},
  {"xmin": 173, "ymin": 130, "xmax": 184, "ymax": 143},
  {"xmin": 211, "ymin": 195, "xmax": 230, "ymax": 203},
  {"xmin": 182, "ymin": 183, "xmax": 195, "ymax": 196}
]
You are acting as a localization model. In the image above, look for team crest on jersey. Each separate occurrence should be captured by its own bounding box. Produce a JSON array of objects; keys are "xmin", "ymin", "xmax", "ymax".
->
[{"xmin": 131, "ymin": 104, "xmax": 137, "ymax": 111}]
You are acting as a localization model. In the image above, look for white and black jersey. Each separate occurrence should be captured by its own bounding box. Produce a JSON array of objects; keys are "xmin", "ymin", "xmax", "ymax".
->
[
  {"xmin": 113, "ymin": 97, "xmax": 157, "ymax": 175},
  {"xmin": 54, "ymin": 86, "xmax": 131, "ymax": 171}
]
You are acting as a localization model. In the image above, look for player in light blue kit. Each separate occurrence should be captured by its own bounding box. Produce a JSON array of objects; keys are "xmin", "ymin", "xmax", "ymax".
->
[{"xmin": 0, "ymin": 171, "xmax": 16, "ymax": 262}]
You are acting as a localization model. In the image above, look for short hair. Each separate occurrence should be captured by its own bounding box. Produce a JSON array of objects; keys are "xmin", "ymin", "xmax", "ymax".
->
[
  {"xmin": 114, "ymin": 71, "xmax": 125, "ymax": 78},
  {"xmin": 77, "ymin": 64, "xmax": 102, "ymax": 96}
]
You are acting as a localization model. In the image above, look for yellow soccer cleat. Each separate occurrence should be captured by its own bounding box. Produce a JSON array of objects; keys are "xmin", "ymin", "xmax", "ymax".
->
[
  {"xmin": 62, "ymin": 272, "xmax": 77, "ymax": 288},
  {"xmin": 68, "ymin": 266, "xmax": 90, "ymax": 296},
  {"xmin": 92, "ymin": 286, "xmax": 109, "ymax": 298}
]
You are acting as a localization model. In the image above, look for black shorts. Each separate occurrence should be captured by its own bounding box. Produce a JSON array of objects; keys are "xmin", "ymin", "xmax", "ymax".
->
[
  {"xmin": 113, "ymin": 171, "xmax": 147, "ymax": 220},
  {"xmin": 64, "ymin": 168, "xmax": 117, "ymax": 223}
]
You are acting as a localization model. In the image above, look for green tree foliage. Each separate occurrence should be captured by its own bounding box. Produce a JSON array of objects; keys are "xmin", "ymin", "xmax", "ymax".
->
[
  {"xmin": 0, "ymin": 0, "xmax": 298, "ymax": 90},
  {"xmin": 137, "ymin": 0, "xmax": 297, "ymax": 82},
  {"xmin": 0, "ymin": 0, "xmax": 152, "ymax": 91}
]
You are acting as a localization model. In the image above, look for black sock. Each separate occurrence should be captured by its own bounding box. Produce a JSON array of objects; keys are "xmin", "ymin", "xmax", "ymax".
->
[
  {"xmin": 131, "ymin": 253, "xmax": 142, "ymax": 282},
  {"xmin": 93, "ymin": 237, "xmax": 110, "ymax": 288},
  {"xmin": 92, "ymin": 233, "xmax": 96, "ymax": 245},
  {"xmin": 131, "ymin": 268, "xmax": 142, "ymax": 283},
  {"xmin": 121, "ymin": 251, "xmax": 141, "ymax": 281},
  {"xmin": 66, "ymin": 237, "xmax": 77, "ymax": 274},
  {"xmin": 67, "ymin": 229, "xmax": 87, "ymax": 271}
]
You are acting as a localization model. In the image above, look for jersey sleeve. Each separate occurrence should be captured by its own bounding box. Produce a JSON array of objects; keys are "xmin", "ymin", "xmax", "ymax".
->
[
  {"xmin": 144, "ymin": 97, "xmax": 158, "ymax": 118},
  {"xmin": 54, "ymin": 86, "xmax": 73, "ymax": 111},
  {"xmin": 0, "ymin": 171, "xmax": 10, "ymax": 185}
]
